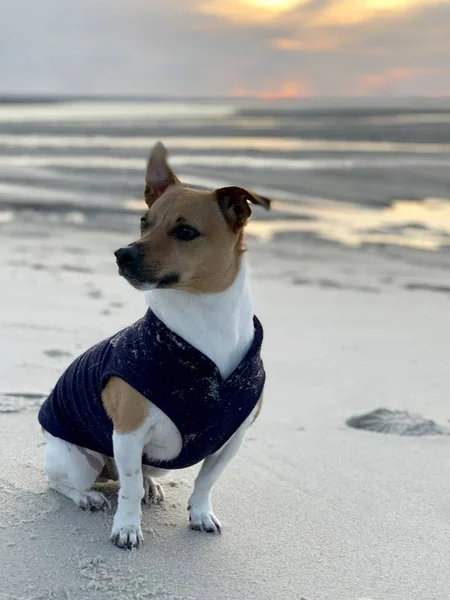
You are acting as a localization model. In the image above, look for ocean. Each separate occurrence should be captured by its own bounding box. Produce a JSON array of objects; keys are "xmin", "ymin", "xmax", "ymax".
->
[{"xmin": 1, "ymin": 98, "xmax": 450, "ymax": 251}]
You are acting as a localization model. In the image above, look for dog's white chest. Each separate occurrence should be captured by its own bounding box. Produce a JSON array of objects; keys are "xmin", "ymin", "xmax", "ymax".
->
[
  {"xmin": 145, "ymin": 260, "xmax": 254, "ymax": 379},
  {"xmin": 141, "ymin": 260, "xmax": 255, "ymax": 464}
]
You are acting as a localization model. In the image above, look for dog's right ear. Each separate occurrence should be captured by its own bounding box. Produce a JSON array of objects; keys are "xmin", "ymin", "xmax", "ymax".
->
[{"xmin": 144, "ymin": 142, "xmax": 180, "ymax": 208}]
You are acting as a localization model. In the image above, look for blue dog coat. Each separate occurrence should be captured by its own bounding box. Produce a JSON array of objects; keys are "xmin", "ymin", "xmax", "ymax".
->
[{"xmin": 38, "ymin": 310, "xmax": 265, "ymax": 469}]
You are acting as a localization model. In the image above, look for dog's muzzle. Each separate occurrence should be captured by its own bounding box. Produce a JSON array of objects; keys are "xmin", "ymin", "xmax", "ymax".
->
[{"xmin": 114, "ymin": 246, "xmax": 141, "ymax": 277}]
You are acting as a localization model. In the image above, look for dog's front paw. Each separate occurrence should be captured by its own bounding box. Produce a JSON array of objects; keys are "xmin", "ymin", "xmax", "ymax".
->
[
  {"xmin": 188, "ymin": 503, "xmax": 221, "ymax": 534},
  {"xmin": 111, "ymin": 522, "xmax": 143, "ymax": 550}
]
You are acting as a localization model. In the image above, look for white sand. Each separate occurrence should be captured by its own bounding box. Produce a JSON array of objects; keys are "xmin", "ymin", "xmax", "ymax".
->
[{"xmin": 1, "ymin": 220, "xmax": 450, "ymax": 600}]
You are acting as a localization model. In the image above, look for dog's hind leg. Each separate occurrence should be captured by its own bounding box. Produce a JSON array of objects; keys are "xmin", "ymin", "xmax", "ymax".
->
[
  {"xmin": 94, "ymin": 460, "xmax": 170, "ymax": 505},
  {"xmin": 43, "ymin": 431, "xmax": 109, "ymax": 510},
  {"xmin": 142, "ymin": 466, "xmax": 170, "ymax": 505}
]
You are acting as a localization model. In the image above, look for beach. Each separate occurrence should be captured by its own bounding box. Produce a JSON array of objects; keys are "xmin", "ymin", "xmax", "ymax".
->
[{"xmin": 1, "ymin": 99, "xmax": 450, "ymax": 599}]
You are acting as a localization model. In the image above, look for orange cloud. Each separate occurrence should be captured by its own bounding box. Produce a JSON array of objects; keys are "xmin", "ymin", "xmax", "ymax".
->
[
  {"xmin": 311, "ymin": 0, "xmax": 450, "ymax": 26},
  {"xmin": 198, "ymin": 0, "xmax": 450, "ymax": 27},
  {"xmin": 231, "ymin": 79, "xmax": 312, "ymax": 99},
  {"xmin": 356, "ymin": 67, "xmax": 436, "ymax": 93},
  {"xmin": 271, "ymin": 36, "xmax": 343, "ymax": 52},
  {"xmin": 196, "ymin": 0, "xmax": 310, "ymax": 24}
]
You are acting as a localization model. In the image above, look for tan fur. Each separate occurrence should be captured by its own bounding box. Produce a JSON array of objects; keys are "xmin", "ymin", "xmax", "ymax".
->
[
  {"xmin": 119, "ymin": 143, "xmax": 270, "ymax": 295},
  {"xmin": 253, "ymin": 392, "xmax": 264, "ymax": 423},
  {"xmin": 135, "ymin": 187, "xmax": 242, "ymax": 294},
  {"xmin": 102, "ymin": 377, "xmax": 149, "ymax": 434}
]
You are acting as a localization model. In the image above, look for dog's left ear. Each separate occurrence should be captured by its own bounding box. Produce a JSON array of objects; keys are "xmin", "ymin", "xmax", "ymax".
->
[
  {"xmin": 144, "ymin": 142, "xmax": 181, "ymax": 208},
  {"xmin": 216, "ymin": 186, "xmax": 271, "ymax": 231}
]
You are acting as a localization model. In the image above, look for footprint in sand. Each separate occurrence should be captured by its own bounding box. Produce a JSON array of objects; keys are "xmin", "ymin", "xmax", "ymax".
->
[
  {"xmin": 43, "ymin": 349, "xmax": 72, "ymax": 359},
  {"xmin": 0, "ymin": 392, "xmax": 46, "ymax": 413},
  {"xmin": 59, "ymin": 264, "xmax": 93, "ymax": 274},
  {"xmin": 86, "ymin": 288, "xmax": 103, "ymax": 299},
  {"xmin": 109, "ymin": 301, "xmax": 124, "ymax": 308}
]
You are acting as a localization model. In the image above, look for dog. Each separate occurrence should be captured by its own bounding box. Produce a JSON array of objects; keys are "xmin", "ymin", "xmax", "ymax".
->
[{"xmin": 38, "ymin": 142, "xmax": 269, "ymax": 549}]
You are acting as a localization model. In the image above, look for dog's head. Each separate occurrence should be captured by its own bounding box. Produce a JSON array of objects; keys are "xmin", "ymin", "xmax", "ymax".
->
[{"xmin": 115, "ymin": 142, "xmax": 270, "ymax": 294}]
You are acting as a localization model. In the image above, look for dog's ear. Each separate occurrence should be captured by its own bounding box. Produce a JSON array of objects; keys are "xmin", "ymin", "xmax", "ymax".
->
[
  {"xmin": 144, "ymin": 142, "xmax": 180, "ymax": 208},
  {"xmin": 215, "ymin": 186, "xmax": 271, "ymax": 231}
]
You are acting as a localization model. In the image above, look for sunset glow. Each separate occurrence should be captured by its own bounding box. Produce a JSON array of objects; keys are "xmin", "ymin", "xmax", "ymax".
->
[
  {"xmin": 197, "ymin": 0, "xmax": 309, "ymax": 22},
  {"xmin": 246, "ymin": 0, "xmax": 302, "ymax": 9},
  {"xmin": 199, "ymin": 0, "xmax": 450, "ymax": 25},
  {"xmin": 231, "ymin": 80, "xmax": 312, "ymax": 99},
  {"xmin": 354, "ymin": 67, "xmax": 438, "ymax": 94},
  {"xmin": 193, "ymin": 0, "xmax": 450, "ymax": 96},
  {"xmin": 2, "ymin": 0, "xmax": 450, "ymax": 97},
  {"xmin": 309, "ymin": 0, "xmax": 450, "ymax": 25},
  {"xmin": 271, "ymin": 36, "xmax": 342, "ymax": 52}
]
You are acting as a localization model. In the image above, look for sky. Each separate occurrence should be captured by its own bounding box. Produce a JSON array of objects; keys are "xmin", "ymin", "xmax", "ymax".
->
[{"xmin": 1, "ymin": 0, "xmax": 450, "ymax": 98}]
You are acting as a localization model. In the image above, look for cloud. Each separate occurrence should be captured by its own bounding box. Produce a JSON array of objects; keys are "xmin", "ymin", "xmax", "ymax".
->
[
  {"xmin": 270, "ymin": 35, "xmax": 344, "ymax": 52},
  {"xmin": 261, "ymin": 0, "xmax": 450, "ymax": 95},
  {"xmin": 196, "ymin": 0, "xmax": 311, "ymax": 24},
  {"xmin": 308, "ymin": 0, "xmax": 450, "ymax": 26},
  {"xmin": 231, "ymin": 78, "xmax": 313, "ymax": 98},
  {"xmin": 0, "ymin": 0, "xmax": 449, "ymax": 96},
  {"xmin": 354, "ymin": 67, "xmax": 439, "ymax": 94}
]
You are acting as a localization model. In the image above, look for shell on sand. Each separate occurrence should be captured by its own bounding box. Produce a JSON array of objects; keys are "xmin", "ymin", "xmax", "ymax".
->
[{"xmin": 346, "ymin": 408, "xmax": 450, "ymax": 436}]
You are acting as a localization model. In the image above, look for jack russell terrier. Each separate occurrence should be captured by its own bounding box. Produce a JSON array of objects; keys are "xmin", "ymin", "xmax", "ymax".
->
[{"xmin": 38, "ymin": 142, "xmax": 269, "ymax": 549}]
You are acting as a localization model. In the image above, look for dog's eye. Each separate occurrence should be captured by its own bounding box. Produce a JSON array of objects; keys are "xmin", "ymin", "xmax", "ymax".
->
[
  {"xmin": 140, "ymin": 217, "xmax": 147, "ymax": 232},
  {"xmin": 171, "ymin": 225, "xmax": 201, "ymax": 242}
]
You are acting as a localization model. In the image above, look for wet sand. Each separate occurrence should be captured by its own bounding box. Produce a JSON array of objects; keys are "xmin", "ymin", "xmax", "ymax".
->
[{"xmin": 1, "ymin": 98, "xmax": 450, "ymax": 254}]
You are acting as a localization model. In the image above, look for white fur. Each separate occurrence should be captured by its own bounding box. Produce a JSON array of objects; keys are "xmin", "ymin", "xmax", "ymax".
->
[
  {"xmin": 187, "ymin": 408, "xmax": 256, "ymax": 533},
  {"xmin": 44, "ymin": 433, "xmax": 109, "ymax": 510},
  {"xmin": 43, "ymin": 257, "xmax": 257, "ymax": 547},
  {"xmin": 144, "ymin": 259, "xmax": 254, "ymax": 380},
  {"xmin": 111, "ymin": 422, "xmax": 147, "ymax": 548}
]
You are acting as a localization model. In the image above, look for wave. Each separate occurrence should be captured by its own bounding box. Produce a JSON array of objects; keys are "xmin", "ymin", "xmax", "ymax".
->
[
  {"xmin": 0, "ymin": 102, "xmax": 236, "ymax": 123},
  {"xmin": 2, "ymin": 153, "xmax": 450, "ymax": 171},
  {"xmin": 0, "ymin": 134, "xmax": 301, "ymax": 152},
  {"xmin": 2, "ymin": 134, "xmax": 450, "ymax": 155}
]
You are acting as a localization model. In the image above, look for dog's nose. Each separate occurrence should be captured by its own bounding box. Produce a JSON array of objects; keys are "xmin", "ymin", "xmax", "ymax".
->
[{"xmin": 114, "ymin": 246, "xmax": 140, "ymax": 268}]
